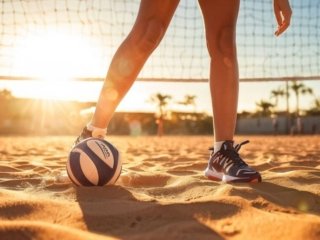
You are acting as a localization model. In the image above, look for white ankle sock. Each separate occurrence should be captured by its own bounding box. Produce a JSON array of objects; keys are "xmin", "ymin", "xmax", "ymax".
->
[
  {"xmin": 214, "ymin": 141, "xmax": 225, "ymax": 154},
  {"xmin": 86, "ymin": 123, "xmax": 107, "ymax": 139}
]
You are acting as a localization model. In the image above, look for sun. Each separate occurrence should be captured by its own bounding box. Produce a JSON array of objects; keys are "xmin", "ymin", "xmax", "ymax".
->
[
  {"xmin": 11, "ymin": 29, "xmax": 105, "ymax": 100},
  {"xmin": 12, "ymin": 30, "xmax": 103, "ymax": 82}
]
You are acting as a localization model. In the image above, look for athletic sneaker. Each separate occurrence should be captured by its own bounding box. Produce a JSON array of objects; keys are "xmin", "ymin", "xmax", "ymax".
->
[
  {"xmin": 204, "ymin": 140, "xmax": 261, "ymax": 183},
  {"xmin": 73, "ymin": 127, "xmax": 93, "ymax": 147}
]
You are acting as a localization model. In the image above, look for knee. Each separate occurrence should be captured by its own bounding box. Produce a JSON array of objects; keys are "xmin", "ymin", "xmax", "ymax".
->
[
  {"xmin": 111, "ymin": 19, "xmax": 165, "ymax": 79},
  {"xmin": 206, "ymin": 26, "xmax": 236, "ymax": 59},
  {"xmin": 136, "ymin": 19, "xmax": 165, "ymax": 54}
]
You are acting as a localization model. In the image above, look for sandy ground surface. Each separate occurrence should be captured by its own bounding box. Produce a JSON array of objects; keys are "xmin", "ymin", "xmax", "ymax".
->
[{"xmin": 0, "ymin": 135, "xmax": 320, "ymax": 240}]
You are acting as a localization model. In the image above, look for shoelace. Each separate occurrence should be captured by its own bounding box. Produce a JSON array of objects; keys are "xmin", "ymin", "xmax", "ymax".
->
[
  {"xmin": 209, "ymin": 140, "xmax": 250, "ymax": 167},
  {"xmin": 234, "ymin": 140, "xmax": 250, "ymax": 152},
  {"xmin": 208, "ymin": 140, "xmax": 250, "ymax": 152},
  {"xmin": 225, "ymin": 146, "xmax": 247, "ymax": 167}
]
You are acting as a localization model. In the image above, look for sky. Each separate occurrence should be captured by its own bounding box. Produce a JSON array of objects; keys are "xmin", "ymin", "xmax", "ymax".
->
[{"xmin": 0, "ymin": 0, "xmax": 319, "ymax": 114}]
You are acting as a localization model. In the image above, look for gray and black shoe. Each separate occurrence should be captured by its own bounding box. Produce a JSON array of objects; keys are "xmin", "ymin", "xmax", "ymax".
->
[
  {"xmin": 73, "ymin": 127, "xmax": 93, "ymax": 147},
  {"xmin": 204, "ymin": 140, "xmax": 261, "ymax": 183}
]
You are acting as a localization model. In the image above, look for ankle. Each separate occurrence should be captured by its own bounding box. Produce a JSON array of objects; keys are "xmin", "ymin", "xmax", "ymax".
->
[
  {"xmin": 86, "ymin": 123, "xmax": 107, "ymax": 139},
  {"xmin": 213, "ymin": 140, "xmax": 233, "ymax": 154}
]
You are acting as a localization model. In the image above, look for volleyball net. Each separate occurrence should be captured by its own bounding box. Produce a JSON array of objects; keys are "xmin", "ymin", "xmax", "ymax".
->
[{"xmin": 0, "ymin": 0, "xmax": 319, "ymax": 82}]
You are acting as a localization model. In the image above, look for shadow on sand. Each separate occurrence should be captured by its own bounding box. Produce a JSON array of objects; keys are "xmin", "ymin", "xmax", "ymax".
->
[{"xmin": 75, "ymin": 186, "xmax": 239, "ymax": 240}]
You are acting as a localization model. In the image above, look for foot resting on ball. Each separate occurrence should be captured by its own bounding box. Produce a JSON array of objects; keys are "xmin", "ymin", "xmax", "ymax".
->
[{"xmin": 74, "ymin": 125, "xmax": 107, "ymax": 146}]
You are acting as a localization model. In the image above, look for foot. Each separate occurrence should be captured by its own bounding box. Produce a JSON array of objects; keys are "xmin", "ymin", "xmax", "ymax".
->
[
  {"xmin": 204, "ymin": 140, "xmax": 262, "ymax": 183},
  {"xmin": 73, "ymin": 127, "xmax": 93, "ymax": 147}
]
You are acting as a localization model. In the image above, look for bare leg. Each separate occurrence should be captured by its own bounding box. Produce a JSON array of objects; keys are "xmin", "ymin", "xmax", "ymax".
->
[
  {"xmin": 198, "ymin": 0, "xmax": 240, "ymax": 142},
  {"xmin": 91, "ymin": 0, "xmax": 180, "ymax": 128}
]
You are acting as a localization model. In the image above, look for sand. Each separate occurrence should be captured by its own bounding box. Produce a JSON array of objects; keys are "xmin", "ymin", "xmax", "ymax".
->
[{"xmin": 0, "ymin": 135, "xmax": 320, "ymax": 240}]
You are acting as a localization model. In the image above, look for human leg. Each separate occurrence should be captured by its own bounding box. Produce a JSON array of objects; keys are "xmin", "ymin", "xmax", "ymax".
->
[
  {"xmin": 90, "ymin": 0, "xmax": 180, "ymax": 131},
  {"xmin": 198, "ymin": 0, "xmax": 239, "ymax": 142},
  {"xmin": 199, "ymin": 0, "xmax": 261, "ymax": 182}
]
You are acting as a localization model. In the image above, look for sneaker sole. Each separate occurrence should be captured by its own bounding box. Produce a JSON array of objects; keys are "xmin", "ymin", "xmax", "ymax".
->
[
  {"xmin": 223, "ymin": 174, "xmax": 262, "ymax": 183},
  {"xmin": 204, "ymin": 168, "xmax": 223, "ymax": 181},
  {"xmin": 205, "ymin": 168, "xmax": 262, "ymax": 183}
]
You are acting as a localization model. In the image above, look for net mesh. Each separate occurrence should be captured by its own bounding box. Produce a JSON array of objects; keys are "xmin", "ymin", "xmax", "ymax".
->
[{"xmin": 0, "ymin": 0, "xmax": 319, "ymax": 81}]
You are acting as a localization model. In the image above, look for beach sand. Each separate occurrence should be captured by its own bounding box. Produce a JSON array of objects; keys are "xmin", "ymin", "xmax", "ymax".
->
[{"xmin": 0, "ymin": 135, "xmax": 320, "ymax": 240}]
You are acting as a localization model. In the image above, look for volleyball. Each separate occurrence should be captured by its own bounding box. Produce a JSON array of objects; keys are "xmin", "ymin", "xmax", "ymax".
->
[{"xmin": 66, "ymin": 138, "xmax": 122, "ymax": 186}]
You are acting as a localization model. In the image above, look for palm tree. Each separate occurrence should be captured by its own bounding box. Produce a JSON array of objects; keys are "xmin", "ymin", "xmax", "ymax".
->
[
  {"xmin": 307, "ymin": 96, "xmax": 320, "ymax": 115},
  {"xmin": 255, "ymin": 100, "xmax": 275, "ymax": 117},
  {"xmin": 290, "ymin": 81, "xmax": 313, "ymax": 116},
  {"xmin": 270, "ymin": 86, "xmax": 286, "ymax": 112},
  {"xmin": 149, "ymin": 93, "xmax": 172, "ymax": 136},
  {"xmin": 314, "ymin": 97, "xmax": 320, "ymax": 110},
  {"xmin": 150, "ymin": 93, "xmax": 172, "ymax": 116},
  {"xmin": 177, "ymin": 95, "xmax": 197, "ymax": 112}
]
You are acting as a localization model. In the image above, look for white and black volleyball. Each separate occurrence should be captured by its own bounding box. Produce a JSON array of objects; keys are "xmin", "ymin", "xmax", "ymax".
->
[{"xmin": 67, "ymin": 138, "xmax": 122, "ymax": 186}]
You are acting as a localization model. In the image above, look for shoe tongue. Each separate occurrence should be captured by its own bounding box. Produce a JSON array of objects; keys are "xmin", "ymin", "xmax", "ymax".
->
[{"xmin": 222, "ymin": 140, "xmax": 234, "ymax": 151}]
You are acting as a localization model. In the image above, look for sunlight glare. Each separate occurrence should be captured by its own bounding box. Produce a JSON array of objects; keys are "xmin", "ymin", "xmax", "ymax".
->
[{"xmin": 13, "ymin": 30, "xmax": 103, "ymax": 82}]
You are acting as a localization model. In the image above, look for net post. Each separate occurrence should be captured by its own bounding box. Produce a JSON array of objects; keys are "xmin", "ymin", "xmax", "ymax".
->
[{"xmin": 285, "ymin": 79, "xmax": 290, "ymax": 135}]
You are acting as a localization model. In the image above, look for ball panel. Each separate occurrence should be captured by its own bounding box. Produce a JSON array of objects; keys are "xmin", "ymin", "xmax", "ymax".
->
[
  {"xmin": 107, "ymin": 151, "xmax": 122, "ymax": 185},
  {"xmin": 86, "ymin": 139, "xmax": 114, "ymax": 168},
  {"xmin": 102, "ymin": 140, "xmax": 121, "ymax": 185},
  {"xmin": 80, "ymin": 141, "xmax": 114, "ymax": 186},
  {"xmin": 102, "ymin": 140, "xmax": 119, "ymax": 164},
  {"xmin": 66, "ymin": 153, "xmax": 81, "ymax": 186},
  {"xmin": 68, "ymin": 151, "xmax": 95, "ymax": 186},
  {"xmin": 78, "ymin": 149, "xmax": 99, "ymax": 186}
]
